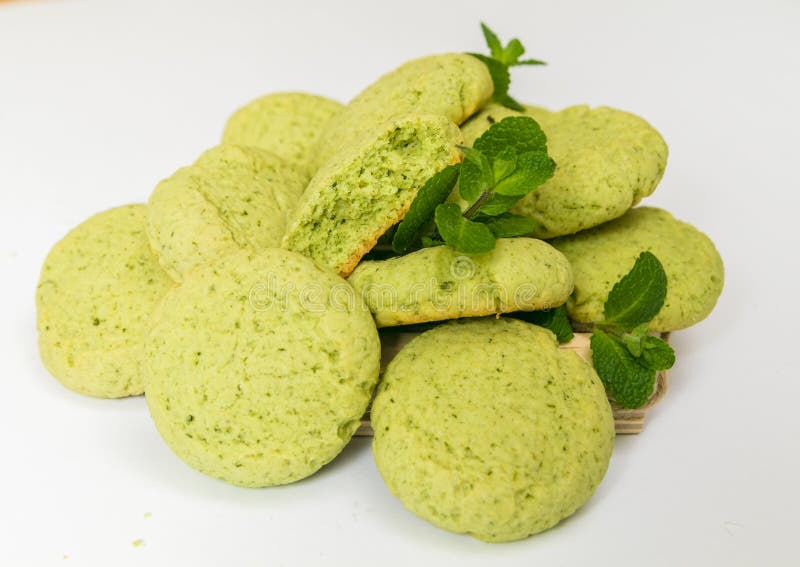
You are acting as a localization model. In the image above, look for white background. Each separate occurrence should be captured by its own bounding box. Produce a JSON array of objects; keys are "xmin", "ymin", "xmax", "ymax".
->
[{"xmin": 1, "ymin": 0, "xmax": 798, "ymax": 565}]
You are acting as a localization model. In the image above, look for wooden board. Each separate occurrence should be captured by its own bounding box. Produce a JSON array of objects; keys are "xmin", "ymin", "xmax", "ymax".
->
[{"xmin": 355, "ymin": 330, "xmax": 669, "ymax": 437}]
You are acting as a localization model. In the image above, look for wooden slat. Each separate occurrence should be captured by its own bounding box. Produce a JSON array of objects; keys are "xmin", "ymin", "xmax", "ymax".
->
[{"xmin": 355, "ymin": 330, "xmax": 669, "ymax": 437}]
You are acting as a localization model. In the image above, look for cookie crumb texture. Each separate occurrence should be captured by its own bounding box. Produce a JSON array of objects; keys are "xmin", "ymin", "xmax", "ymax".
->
[
  {"xmin": 145, "ymin": 249, "xmax": 380, "ymax": 487},
  {"xmin": 372, "ymin": 318, "xmax": 614, "ymax": 542},
  {"xmin": 36, "ymin": 205, "xmax": 173, "ymax": 398},
  {"xmin": 312, "ymin": 53, "xmax": 492, "ymax": 170},
  {"xmin": 283, "ymin": 113, "xmax": 463, "ymax": 277}
]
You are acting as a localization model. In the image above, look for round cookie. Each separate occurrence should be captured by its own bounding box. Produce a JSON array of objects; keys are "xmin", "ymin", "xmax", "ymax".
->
[
  {"xmin": 348, "ymin": 238, "xmax": 573, "ymax": 327},
  {"xmin": 461, "ymin": 104, "xmax": 668, "ymax": 238},
  {"xmin": 147, "ymin": 144, "xmax": 306, "ymax": 282},
  {"xmin": 283, "ymin": 113, "xmax": 463, "ymax": 277},
  {"xmin": 312, "ymin": 53, "xmax": 492, "ymax": 171},
  {"xmin": 145, "ymin": 248, "xmax": 381, "ymax": 487},
  {"xmin": 36, "ymin": 205, "xmax": 173, "ymax": 398},
  {"xmin": 372, "ymin": 318, "xmax": 615, "ymax": 542},
  {"xmin": 551, "ymin": 206, "xmax": 724, "ymax": 331},
  {"xmin": 222, "ymin": 92, "xmax": 343, "ymax": 180}
]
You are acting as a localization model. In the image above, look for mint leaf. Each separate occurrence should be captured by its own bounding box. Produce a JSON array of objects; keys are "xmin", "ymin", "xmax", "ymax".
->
[
  {"xmin": 468, "ymin": 53, "xmax": 521, "ymax": 111},
  {"xmin": 480, "ymin": 22, "xmax": 503, "ymax": 60},
  {"xmin": 640, "ymin": 336, "xmax": 675, "ymax": 371},
  {"xmin": 473, "ymin": 116, "xmax": 548, "ymax": 159},
  {"xmin": 392, "ymin": 164, "xmax": 460, "ymax": 254},
  {"xmin": 620, "ymin": 323, "xmax": 649, "ymax": 357},
  {"xmin": 458, "ymin": 146, "xmax": 493, "ymax": 202},
  {"xmin": 476, "ymin": 193, "xmax": 523, "ymax": 216},
  {"xmin": 481, "ymin": 213, "xmax": 535, "ymax": 237},
  {"xmin": 421, "ymin": 236, "xmax": 444, "ymax": 248},
  {"xmin": 603, "ymin": 251, "xmax": 668, "ymax": 330},
  {"xmin": 516, "ymin": 58, "xmax": 546, "ymax": 66},
  {"xmin": 434, "ymin": 203, "xmax": 495, "ymax": 254},
  {"xmin": 521, "ymin": 305, "xmax": 574, "ymax": 344},
  {"xmin": 493, "ymin": 150, "xmax": 555, "ymax": 196},
  {"xmin": 591, "ymin": 329, "xmax": 657, "ymax": 409},
  {"xmin": 492, "ymin": 148, "xmax": 517, "ymax": 182}
]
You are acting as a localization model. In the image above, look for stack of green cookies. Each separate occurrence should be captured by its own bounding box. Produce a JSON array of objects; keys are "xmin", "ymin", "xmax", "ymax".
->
[{"xmin": 36, "ymin": 32, "xmax": 723, "ymax": 543}]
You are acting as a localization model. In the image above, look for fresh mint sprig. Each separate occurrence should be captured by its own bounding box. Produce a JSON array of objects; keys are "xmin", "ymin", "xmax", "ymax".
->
[
  {"xmin": 518, "ymin": 305, "xmax": 574, "ymax": 344},
  {"xmin": 391, "ymin": 116, "xmax": 555, "ymax": 255},
  {"xmin": 468, "ymin": 23, "xmax": 545, "ymax": 111},
  {"xmin": 590, "ymin": 252, "xmax": 676, "ymax": 408}
]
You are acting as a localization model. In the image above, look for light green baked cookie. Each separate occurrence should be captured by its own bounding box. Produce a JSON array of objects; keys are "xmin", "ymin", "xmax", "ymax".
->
[
  {"xmin": 36, "ymin": 205, "xmax": 173, "ymax": 398},
  {"xmin": 348, "ymin": 238, "xmax": 573, "ymax": 327},
  {"xmin": 222, "ymin": 92, "xmax": 343, "ymax": 179},
  {"xmin": 372, "ymin": 318, "xmax": 614, "ymax": 542},
  {"xmin": 145, "ymin": 248, "xmax": 380, "ymax": 487},
  {"xmin": 551, "ymin": 207, "xmax": 724, "ymax": 331},
  {"xmin": 312, "ymin": 53, "xmax": 492, "ymax": 170},
  {"xmin": 147, "ymin": 144, "xmax": 306, "ymax": 281},
  {"xmin": 461, "ymin": 104, "xmax": 668, "ymax": 238},
  {"xmin": 283, "ymin": 113, "xmax": 463, "ymax": 277}
]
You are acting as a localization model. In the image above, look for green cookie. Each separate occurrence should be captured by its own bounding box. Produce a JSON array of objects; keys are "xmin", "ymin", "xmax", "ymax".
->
[
  {"xmin": 145, "ymin": 248, "xmax": 380, "ymax": 487},
  {"xmin": 551, "ymin": 207, "xmax": 724, "ymax": 331},
  {"xmin": 222, "ymin": 92, "xmax": 343, "ymax": 180},
  {"xmin": 461, "ymin": 104, "xmax": 668, "ymax": 238},
  {"xmin": 372, "ymin": 318, "xmax": 614, "ymax": 542},
  {"xmin": 348, "ymin": 238, "xmax": 573, "ymax": 327},
  {"xmin": 147, "ymin": 144, "xmax": 305, "ymax": 281},
  {"xmin": 283, "ymin": 113, "xmax": 463, "ymax": 277},
  {"xmin": 312, "ymin": 53, "xmax": 492, "ymax": 171},
  {"xmin": 37, "ymin": 205, "xmax": 173, "ymax": 398}
]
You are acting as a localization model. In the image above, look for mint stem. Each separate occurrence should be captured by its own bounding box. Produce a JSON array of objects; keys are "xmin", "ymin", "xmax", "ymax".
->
[{"xmin": 462, "ymin": 191, "xmax": 492, "ymax": 219}]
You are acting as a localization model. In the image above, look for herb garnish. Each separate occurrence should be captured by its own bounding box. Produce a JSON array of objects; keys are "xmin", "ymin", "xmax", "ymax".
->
[{"xmin": 590, "ymin": 252, "xmax": 676, "ymax": 408}]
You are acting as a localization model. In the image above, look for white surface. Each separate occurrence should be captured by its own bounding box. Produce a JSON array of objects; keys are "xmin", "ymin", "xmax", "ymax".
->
[{"xmin": 1, "ymin": 0, "xmax": 798, "ymax": 565}]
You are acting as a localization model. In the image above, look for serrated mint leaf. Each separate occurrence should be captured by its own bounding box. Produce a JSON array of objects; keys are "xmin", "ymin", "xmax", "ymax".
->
[
  {"xmin": 434, "ymin": 203, "xmax": 496, "ymax": 254},
  {"xmin": 502, "ymin": 38, "xmax": 526, "ymax": 66},
  {"xmin": 521, "ymin": 305, "xmax": 574, "ymax": 344},
  {"xmin": 482, "ymin": 213, "xmax": 536, "ymax": 237},
  {"xmin": 619, "ymin": 323, "xmax": 649, "ymax": 357},
  {"xmin": 493, "ymin": 150, "xmax": 555, "ymax": 196},
  {"xmin": 640, "ymin": 336, "xmax": 675, "ymax": 371},
  {"xmin": 477, "ymin": 193, "xmax": 523, "ymax": 216},
  {"xmin": 591, "ymin": 329, "xmax": 657, "ymax": 409},
  {"xmin": 458, "ymin": 146, "xmax": 493, "ymax": 202},
  {"xmin": 516, "ymin": 58, "xmax": 546, "ymax": 66},
  {"xmin": 492, "ymin": 148, "xmax": 517, "ymax": 182},
  {"xmin": 603, "ymin": 251, "xmax": 668, "ymax": 331},
  {"xmin": 480, "ymin": 23, "xmax": 503, "ymax": 60},
  {"xmin": 468, "ymin": 53, "xmax": 516, "ymax": 110},
  {"xmin": 392, "ymin": 164, "xmax": 460, "ymax": 254},
  {"xmin": 473, "ymin": 116, "xmax": 548, "ymax": 160}
]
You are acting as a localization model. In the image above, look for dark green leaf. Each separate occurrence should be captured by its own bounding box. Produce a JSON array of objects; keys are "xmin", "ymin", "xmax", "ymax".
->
[
  {"xmin": 467, "ymin": 53, "xmax": 521, "ymax": 111},
  {"xmin": 480, "ymin": 22, "xmax": 503, "ymax": 60},
  {"xmin": 434, "ymin": 203, "xmax": 496, "ymax": 254},
  {"xmin": 516, "ymin": 58, "xmax": 546, "ymax": 66},
  {"xmin": 421, "ymin": 236, "xmax": 444, "ymax": 248},
  {"xmin": 521, "ymin": 305, "xmax": 574, "ymax": 343},
  {"xmin": 591, "ymin": 329, "xmax": 657, "ymax": 409},
  {"xmin": 493, "ymin": 150, "xmax": 555, "ymax": 196},
  {"xmin": 640, "ymin": 336, "xmax": 675, "ymax": 371},
  {"xmin": 476, "ymin": 193, "xmax": 523, "ymax": 216},
  {"xmin": 620, "ymin": 323, "xmax": 649, "ymax": 357},
  {"xmin": 458, "ymin": 146, "xmax": 493, "ymax": 202},
  {"xmin": 392, "ymin": 164, "xmax": 460, "ymax": 254},
  {"xmin": 502, "ymin": 38, "xmax": 525, "ymax": 65},
  {"xmin": 482, "ymin": 213, "xmax": 536, "ymax": 237},
  {"xmin": 473, "ymin": 116, "xmax": 548, "ymax": 160},
  {"xmin": 492, "ymin": 148, "xmax": 518, "ymax": 182},
  {"xmin": 603, "ymin": 251, "xmax": 668, "ymax": 330}
]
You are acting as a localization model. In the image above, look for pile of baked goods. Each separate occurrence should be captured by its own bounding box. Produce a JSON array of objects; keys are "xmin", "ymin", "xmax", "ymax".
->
[{"xmin": 35, "ymin": 25, "xmax": 723, "ymax": 542}]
